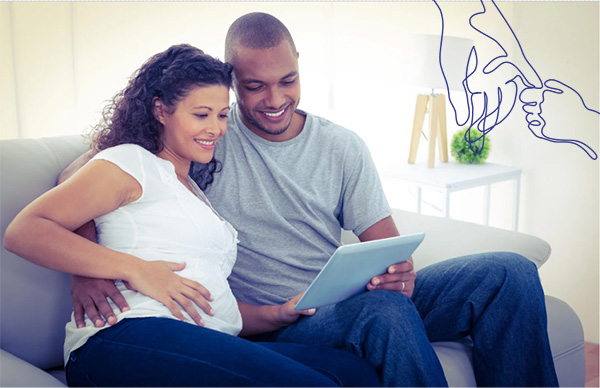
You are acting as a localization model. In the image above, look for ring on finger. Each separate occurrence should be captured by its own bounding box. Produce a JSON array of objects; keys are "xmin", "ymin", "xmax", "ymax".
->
[{"xmin": 401, "ymin": 281, "xmax": 406, "ymax": 292}]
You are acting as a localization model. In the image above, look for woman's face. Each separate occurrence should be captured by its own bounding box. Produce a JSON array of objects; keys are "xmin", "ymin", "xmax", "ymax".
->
[{"xmin": 158, "ymin": 84, "xmax": 230, "ymax": 165}]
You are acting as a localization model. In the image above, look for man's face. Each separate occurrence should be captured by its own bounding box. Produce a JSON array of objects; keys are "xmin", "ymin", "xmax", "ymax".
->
[{"xmin": 231, "ymin": 40, "xmax": 301, "ymax": 141}]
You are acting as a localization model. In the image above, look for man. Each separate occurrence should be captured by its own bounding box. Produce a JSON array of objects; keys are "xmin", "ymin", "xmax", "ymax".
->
[{"xmin": 69, "ymin": 12, "xmax": 558, "ymax": 386}]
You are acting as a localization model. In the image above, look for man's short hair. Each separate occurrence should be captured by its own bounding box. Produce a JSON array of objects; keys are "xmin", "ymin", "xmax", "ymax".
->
[{"xmin": 225, "ymin": 12, "xmax": 297, "ymax": 64}]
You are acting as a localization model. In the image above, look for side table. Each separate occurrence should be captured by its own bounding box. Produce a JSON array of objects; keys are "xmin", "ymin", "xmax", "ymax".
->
[{"xmin": 383, "ymin": 162, "xmax": 522, "ymax": 231}]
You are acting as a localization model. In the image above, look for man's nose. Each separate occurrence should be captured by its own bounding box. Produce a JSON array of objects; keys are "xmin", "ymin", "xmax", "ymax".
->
[{"xmin": 264, "ymin": 86, "xmax": 286, "ymax": 108}]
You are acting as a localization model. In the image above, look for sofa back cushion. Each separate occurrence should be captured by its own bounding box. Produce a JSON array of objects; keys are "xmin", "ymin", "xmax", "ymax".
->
[{"xmin": 1, "ymin": 135, "xmax": 88, "ymax": 369}]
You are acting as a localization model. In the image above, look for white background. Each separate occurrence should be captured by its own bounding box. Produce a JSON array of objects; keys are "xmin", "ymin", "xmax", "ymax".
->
[{"xmin": 1, "ymin": 1, "xmax": 598, "ymax": 343}]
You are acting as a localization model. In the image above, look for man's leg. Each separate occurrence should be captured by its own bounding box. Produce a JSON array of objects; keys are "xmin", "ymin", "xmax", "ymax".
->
[
  {"xmin": 251, "ymin": 291, "xmax": 448, "ymax": 387},
  {"xmin": 66, "ymin": 317, "xmax": 374, "ymax": 387},
  {"xmin": 412, "ymin": 252, "xmax": 559, "ymax": 387}
]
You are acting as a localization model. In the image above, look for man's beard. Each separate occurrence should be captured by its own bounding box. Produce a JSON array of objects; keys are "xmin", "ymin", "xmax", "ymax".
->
[{"xmin": 241, "ymin": 106, "xmax": 294, "ymax": 137}]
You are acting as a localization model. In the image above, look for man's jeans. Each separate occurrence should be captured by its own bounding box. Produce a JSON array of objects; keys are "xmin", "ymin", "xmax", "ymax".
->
[
  {"xmin": 251, "ymin": 252, "xmax": 559, "ymax": 387},
  {"xmin": 66, "ymin": 317, "xmax": 379, "ymax": 387}
]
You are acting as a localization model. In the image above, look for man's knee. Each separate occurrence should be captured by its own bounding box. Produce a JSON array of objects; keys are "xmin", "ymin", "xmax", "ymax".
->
[
  {"xmin": 482, "ymin": 252, "xmax": 540, "ymax": 284},
  {"xmin": 337, "ymin": 290, "xmax": 422, "ymax": 331}
]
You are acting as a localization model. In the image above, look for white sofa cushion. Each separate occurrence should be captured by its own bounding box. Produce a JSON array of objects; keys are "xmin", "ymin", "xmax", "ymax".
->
[{"xmin": 342, "ymin": 209, "xmax": 551, "ymax": 271}]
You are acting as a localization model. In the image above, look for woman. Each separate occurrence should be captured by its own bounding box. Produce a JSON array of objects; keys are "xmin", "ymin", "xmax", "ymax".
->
[{"xmin": 4, "ymin": 44, "xmax": 378, "ymax": 387}]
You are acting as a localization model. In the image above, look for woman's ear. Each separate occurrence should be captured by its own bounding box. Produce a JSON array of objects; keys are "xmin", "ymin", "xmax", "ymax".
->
[{"xmin": 152, "ymin": 97, "xmax": 166, "ymax": 125}]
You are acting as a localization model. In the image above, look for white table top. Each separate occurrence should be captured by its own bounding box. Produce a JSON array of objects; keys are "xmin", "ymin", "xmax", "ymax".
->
[{"xmin": 383, "ymin": 162, "xmax": 522, "ymax": 191}]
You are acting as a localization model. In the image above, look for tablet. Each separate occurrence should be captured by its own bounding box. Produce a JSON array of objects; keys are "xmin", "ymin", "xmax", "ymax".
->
[{"xmin": 294, "ymin": 233, "xmax": 425, "ymax": 310}]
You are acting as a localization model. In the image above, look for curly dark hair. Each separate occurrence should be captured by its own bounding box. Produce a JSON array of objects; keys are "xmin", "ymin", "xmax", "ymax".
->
[{"xmin": 89, "ymin": 44, "xmax": 232, "ymax": 190}]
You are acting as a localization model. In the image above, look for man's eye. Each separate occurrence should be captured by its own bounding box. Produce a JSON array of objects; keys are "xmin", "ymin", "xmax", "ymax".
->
[{"xmin": 246, "ymin": 85, "xmax": 262, "ymax": 91}]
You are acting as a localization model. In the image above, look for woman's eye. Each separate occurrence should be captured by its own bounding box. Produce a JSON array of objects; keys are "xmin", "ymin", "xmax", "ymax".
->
[
  {"xmin": 219, "ymin": 114, "xmax": 228, "ymax": 119},
  {"xmin": 195, "ymin": 114, "xmax": 208, "ymax": 119}
]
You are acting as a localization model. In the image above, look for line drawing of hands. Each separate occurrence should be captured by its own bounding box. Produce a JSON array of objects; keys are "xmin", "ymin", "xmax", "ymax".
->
[
  {"xmin": 433, "ymin": 0, "xmax": 598, "ymax": 160},
  {"xmin": 520, "ymin": 79, "xmax": 599, "ymax": 160}
]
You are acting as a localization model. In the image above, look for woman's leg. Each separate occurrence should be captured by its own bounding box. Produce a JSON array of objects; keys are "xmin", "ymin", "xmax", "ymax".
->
[
  {"xmin": 257, "ymin": 341, "xmax": 380, "ymax": 387},
  {"xmin": 66, "ymin": 317, "xmax": 340, "ymax": 387},
  {"xmin": 250, "ymin": 291, "xmax": 446, "ymax": 387}
]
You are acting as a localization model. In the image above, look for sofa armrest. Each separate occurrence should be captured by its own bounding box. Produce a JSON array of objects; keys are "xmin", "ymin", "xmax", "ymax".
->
[
  {"xmin": 341, "ymin": 209, "xmax": 551, "ymax": 271},
  {"xmin": 0, "ymin": 349, "xmax": 66, "ymax": 387},
  {"xmin": 545, "ymin": 296, "xmax": 585, "ymax": 387}
]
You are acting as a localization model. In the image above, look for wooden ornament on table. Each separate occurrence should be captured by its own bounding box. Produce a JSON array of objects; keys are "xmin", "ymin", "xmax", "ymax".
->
[{"xmin": 407, "ymin": 93, "xmax": 449, "ymax": 168}]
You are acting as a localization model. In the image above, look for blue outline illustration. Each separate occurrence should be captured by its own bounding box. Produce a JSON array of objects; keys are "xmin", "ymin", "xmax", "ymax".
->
[{"xmin": 434, "ymin": 0, "xmax": 599, "ymax": 160}]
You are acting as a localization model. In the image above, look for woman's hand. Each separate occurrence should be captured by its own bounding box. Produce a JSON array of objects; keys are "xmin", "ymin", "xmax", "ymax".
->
[{"xmin": 127, "ymin": 261, "xmax": 214, "ymax": 326}]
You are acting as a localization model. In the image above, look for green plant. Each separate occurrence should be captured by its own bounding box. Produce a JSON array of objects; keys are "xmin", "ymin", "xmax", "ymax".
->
[{"xmin": 450, "ymin": 127, "xmax": 491, "ymax": 164}]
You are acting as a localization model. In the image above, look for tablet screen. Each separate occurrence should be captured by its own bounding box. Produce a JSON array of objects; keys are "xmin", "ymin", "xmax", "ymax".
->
[{"xmin": 295, "ymin": 233, "xmax": 425, "ymax": 310}]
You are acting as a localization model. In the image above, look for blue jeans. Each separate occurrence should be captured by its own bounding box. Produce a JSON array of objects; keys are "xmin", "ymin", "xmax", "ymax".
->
[
  {"xmin": 249, "ymin": 252, "xmax": 559, "ymax": 387},
  {"xmin": 66, "ymin": 317, "xmax": 379, "ymax": 387}
]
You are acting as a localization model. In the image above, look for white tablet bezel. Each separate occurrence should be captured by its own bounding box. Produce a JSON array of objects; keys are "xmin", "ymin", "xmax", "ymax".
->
[{"xmin": 295, "ymin": 233, "xmax": 425, "ymax": 310}]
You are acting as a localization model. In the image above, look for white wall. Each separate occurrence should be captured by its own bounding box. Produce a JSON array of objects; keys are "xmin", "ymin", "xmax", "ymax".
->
[{"xmin": 2, "ymin": 1, "xmax": 598, "ymax": 343}]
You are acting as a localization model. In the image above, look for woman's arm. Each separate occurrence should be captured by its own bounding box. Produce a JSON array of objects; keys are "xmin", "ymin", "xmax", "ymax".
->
[
  {"xmin": 58, "ymin": 149, "xmax": 131, "ymax": 328},
  {"xmin": 237, "ymin": 293, "xmax": 315, "ymax": 337},
  {"xmin": 4, "ymin": 160, "xmax": 212, "ymax": 325},
  {"xmin": 5, "ymin": 159, "xmax": 142, "ymax": 276}
]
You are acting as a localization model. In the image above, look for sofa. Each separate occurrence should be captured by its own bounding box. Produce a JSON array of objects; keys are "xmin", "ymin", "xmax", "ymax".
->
[{"xmin": 0, "ymin": 135, "xmax": 586, "ymax": 387}]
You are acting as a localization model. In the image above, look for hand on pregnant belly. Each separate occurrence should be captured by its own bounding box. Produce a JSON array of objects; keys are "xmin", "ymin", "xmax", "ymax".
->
[{"xmin": 127, "ymin": 260, "xmax": 215, "ymax": 326}]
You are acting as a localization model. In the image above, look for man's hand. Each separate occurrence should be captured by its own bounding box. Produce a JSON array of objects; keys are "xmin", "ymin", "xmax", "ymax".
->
[
  {"xmin": 71, "ymin": 275, "xmax": 129, "ymax": 328},
  {"xmin": 278, "ymin": 292, "xmax": 316, "ymax": 324},
  {"xmin": 366, "ymin": 257, "xmax": 417, "ymax": 297},
  {"xmin": 237, "ymin": 292, "xmax": 315, "ymax": 337},
  {"xmin": 358, "ymin": 217, "xmax": 416, "ymax": 296}
]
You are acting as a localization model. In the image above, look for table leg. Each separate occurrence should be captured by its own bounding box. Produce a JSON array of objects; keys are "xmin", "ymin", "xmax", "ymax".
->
[
  {"xmin": 513, "ymin": 176, "xmax": 521, "ymax": 232},
  {"xmin": 443, "ymin": 190, "xmax": 450, "ymax": 218},
  {"xmin": 483, "ymin": 184, "xmax": 491, "ymax": 226}
]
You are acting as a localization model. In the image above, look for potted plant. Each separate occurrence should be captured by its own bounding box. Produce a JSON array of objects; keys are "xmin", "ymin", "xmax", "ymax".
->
[{"xmin": 450, "ymin": 127, "xmax": 491, "ymax": 164}]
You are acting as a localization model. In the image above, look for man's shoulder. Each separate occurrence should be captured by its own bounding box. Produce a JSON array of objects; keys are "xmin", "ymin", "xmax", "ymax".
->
[{"xmin": 303, "ymin": 110, "xmax": 366, "ymax": 148}]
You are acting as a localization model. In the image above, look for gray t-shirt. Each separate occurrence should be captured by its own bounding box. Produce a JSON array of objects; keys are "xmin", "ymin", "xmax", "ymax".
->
[{"xmin": 195, "ymin": 104, "xmax": 392, "ymax": 305}]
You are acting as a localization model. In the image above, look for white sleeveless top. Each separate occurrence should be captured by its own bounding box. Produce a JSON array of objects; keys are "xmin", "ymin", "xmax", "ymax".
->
[{"xmin": 63, "ymin": 144, "xmax": 242, "ymax": 365}]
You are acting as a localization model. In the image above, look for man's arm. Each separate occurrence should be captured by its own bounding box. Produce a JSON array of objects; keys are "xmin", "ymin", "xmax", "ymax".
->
[
  {"xmin": 59, "ymin": 149, "xmax": 130, "ymax": 328},
  {"xmin": 57, "ymin": 149, "xmax": 96, "ymax": 184},
  {"xmin": 359, "ymin": 216, "xmax": 417, "ymax": 297}
]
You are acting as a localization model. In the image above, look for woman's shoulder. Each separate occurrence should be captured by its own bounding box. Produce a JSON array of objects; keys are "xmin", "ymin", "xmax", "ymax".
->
[
  {"xmin": 92, "ymin": 144, "xmax": 160, "ymax": 182},
  {"xmin": 94, "ymin": 143, "xmax": 156, "ymax": 163},
  {"xmin": 96, "ymin": 143, "xmax": 152, "ymax": 156}
]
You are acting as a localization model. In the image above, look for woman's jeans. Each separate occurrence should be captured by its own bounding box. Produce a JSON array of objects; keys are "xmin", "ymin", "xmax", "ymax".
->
[
  {"xmin": 250, "ymin": 252, "xmax": 560, "ymax": 387},
  {"xmin": 66, "ymin": 317, "xmax": 379, "ymax": 387}
]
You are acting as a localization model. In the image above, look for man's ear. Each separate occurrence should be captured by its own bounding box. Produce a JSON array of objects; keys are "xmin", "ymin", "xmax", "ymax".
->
[
  {"xmin": 231, "ymin": 74, "xmax": 241, "ymax": 98},
  {"xmin": 152, "ymin": 97, "xmax": 166, "ymax": 125}
]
